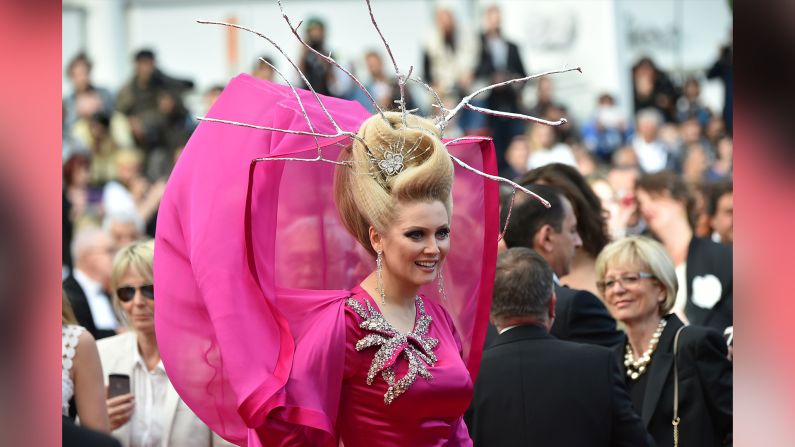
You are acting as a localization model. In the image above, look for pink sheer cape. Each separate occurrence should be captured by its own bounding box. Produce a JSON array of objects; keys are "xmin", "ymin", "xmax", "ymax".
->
[{"xmin": 154, "ymin": 74, "xmax": 498, "ymax": 446}]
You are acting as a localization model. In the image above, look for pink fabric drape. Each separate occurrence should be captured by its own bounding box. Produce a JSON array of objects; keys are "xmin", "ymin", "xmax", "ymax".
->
[{"xmin": 154, "ymin": 74, "xmax": 498, "ymax": 446}]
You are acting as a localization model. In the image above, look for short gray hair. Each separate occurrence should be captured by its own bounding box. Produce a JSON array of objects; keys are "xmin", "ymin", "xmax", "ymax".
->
[
  {"xmin": 492, "ymin": 247, "xmax": 554, "ymax": 324},
  {"xmin": 70, "ymin": 226, "xmax": 108, "ymax": 263},
  {"xmin": 636, "ymin": 108, "xmax": 663, "ymax": 128},
  {"xmin": 102, "ymin": 209, "xmax": 145, "ymax": 235},
  {"xmin": 595, "ymin": 235, "xmax": 678, "ymax": 315}
]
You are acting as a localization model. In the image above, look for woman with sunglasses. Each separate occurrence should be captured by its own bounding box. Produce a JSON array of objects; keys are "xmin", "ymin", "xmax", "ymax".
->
[
  {"xmin": 595, "ymin": 236, "xmax": 732, "ymax": 446},
  {"xmin": 96, "ymin": 240, "xmax": 233, "ymax": 447}
]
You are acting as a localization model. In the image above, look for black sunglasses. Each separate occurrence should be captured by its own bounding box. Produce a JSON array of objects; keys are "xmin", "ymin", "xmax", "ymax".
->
[{"xmin": 116, "ymin": 284, "xmax": 155, "ymax": 302}]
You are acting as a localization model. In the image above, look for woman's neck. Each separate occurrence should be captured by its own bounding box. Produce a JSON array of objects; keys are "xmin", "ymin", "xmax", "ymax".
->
[
  {"xmin": 362, "ymin": 271, "xmax": 418, "ymax": 309},
  {"xmin": 625, "ymin": 315, "xmax": 664, "ymax": 358},
  {"xmin": 136, "ymin": 331, "xmax": 160, "ymax": 371},
  {"xmin": 657, "ymin": 219, "xmax": 692, "ymax": 266}
]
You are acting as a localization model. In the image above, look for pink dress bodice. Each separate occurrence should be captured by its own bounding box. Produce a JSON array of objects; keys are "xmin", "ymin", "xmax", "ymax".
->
[{"xmin": 338, "ymin": 287, "xmax": 473, "ymax": 446}]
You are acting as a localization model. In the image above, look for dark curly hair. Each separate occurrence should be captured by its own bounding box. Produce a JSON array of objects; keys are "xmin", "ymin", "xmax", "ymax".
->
[{"xmin": 516, "ymin": 163, "xmax": 610, "ymax": 257}]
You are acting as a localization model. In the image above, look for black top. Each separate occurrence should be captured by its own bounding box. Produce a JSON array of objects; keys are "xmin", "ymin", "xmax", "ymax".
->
[
  {"xmin": 612, "ymin": 314, "xmax": 733, "ymax": 446},
  {"xmin": 626, "ymin": 361, "xmax": 650, "ymax": 414}
]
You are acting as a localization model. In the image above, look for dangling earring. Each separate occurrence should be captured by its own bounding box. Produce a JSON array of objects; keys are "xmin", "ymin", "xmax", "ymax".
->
[
  {"xmin": 437, "ymin": 261, "xmax": 447, "ymax": 302},
  {"xmin": 376, "ymin": 250, "xmax": 386, "ymax": 305}
]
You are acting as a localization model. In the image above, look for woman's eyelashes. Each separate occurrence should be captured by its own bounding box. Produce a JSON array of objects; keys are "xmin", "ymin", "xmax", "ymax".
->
[{"xmin": 403, "ymin": 227, "xmax": 450, "ymax": 241}]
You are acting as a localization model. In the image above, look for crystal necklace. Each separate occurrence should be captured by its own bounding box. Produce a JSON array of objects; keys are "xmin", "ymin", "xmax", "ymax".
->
[{"xmin": 624, "ymin": 318, "xmax": 667, "ymax": 380}]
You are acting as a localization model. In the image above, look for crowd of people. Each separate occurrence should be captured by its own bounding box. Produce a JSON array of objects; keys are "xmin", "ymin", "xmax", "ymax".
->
[{"xmin": 62, "ymin": 4, "xmax": 732, "ymax": 446}]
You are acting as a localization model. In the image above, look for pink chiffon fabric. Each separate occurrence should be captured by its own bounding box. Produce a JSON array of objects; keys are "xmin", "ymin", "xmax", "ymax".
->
[{"xmin": 154, "ymin": 74, "xmax": 498, "ymax": 446}]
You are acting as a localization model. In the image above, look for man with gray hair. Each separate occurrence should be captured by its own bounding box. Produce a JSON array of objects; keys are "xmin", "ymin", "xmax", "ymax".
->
[
  {"xmin": 63, "ymin": 226, "xmax": 119, "ymax": 339},
  {"xmin": 631, "ymin": 107, "xmax": 677, "ymax": 173},
  {"xmin": 102, "ymin": 210, "xmax": 144, "ymax": 253},
  {"xmin": 466, "ymin": 248, "xmax": 651, "ymax": 446}
]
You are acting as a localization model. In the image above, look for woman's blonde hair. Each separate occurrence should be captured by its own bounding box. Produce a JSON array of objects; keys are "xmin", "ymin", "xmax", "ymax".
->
[
  {"xmin": 110, "ymin": 239, "xmax": 155, "ymax": 323},
  {"xmin": 595, "ymin": 235, "xmax": 678, "ymax": 315},
  {"xmin": 62, "ymin": 289, "xmax": 78, "ymax": 326},
  {"xmin": 334, "ymin": 112, "xmax": 454, "ymax": 256}
]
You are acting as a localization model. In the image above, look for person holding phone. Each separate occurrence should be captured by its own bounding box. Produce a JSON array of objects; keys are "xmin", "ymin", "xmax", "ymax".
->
[{"xmin": 97, "ymin": 240, "xmax": 233, "ymax": 447}]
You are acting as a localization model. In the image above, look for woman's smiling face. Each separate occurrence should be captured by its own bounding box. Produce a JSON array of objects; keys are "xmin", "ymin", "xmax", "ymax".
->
[{"xmin": 376, "ymin": 200, "xmax": 451, "ymax": 289}]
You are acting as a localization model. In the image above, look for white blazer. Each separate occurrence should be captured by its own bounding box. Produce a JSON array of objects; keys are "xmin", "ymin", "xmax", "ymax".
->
[{"xmin": 97, "ymin": 332, "xmax": 235, "ymax": 447}]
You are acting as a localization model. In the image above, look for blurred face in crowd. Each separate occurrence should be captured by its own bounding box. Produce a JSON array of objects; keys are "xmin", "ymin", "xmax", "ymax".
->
[
  {"xmin": 541, "ymin": 196, "xmax": 582, "ymax": 277},
  {"xmin": 682, "ymin": 144, "xmax": 709, "ymax": 183},
  {"xmin": 75, "ymin": 91, "xmax": 104, "ymax": 119},
  {"xmin": 636, "ymin": 188, "xmax": 688, "ymax": 236},
  {"xmin": 436, "ymin": 9, "xmax": 455, "ymax": 35},
  {"xmin": 365, "ymin": 52, "xmax": 384, "ymax": 79},
  {"xmin": 116, "ymin": 155, "xmax": 143, "ymax": 185},
  {"xmin": 684, "ymin": 79, "xmax": 700, "ymax": 100},
  {"xmin": 637, "ymin": 116, "xmax": 659, "ymax": 142},
  {"xmin": 253, "ymin": 62, "xmax": 274, "ymax": 81},
  {"xmin": 68, "ymin": 160, "xmax": 91, "ymax": 189},
  {"xmin": 530, "ymin": 123, "xmax": 556, "ymax": 149},
  {"xmin": 711, "ymin": 192, "xmax": 733, "ymax": 243},
  {"xmin": 79, "ymin": 233, "xmax": 115, "ymax": 284},
  {"xmin": 69, "ymin": 60, "xmax": 91, "ymax": 92},
  {"xmin": 118, "ymin": 266, "xmax": 155, "ymax": 334},
  {"xmin": 680, "ymin": 118, "xmax": 702, "ymax": 144},
  {"xmin": 484, "ymin": 6, "xmax": 501, "ymax": 35},
  {"xmin": 706, "ymin": 117, "xmax": 726, "ymax": 142},
  {"xmin": 109, "ymin": 222, "xmax": 141, "ymax": 253},
  {"xmin": 135, "ymin": 57, "xmax": 156, "ymax": 82},
  {"xmin": 611, "ymin": 146, "xmax": 640, "ymax": 170},
  {"xmin": 306, "ymin": 23, "xmax": 325, "ymax": 47},
  {"xmin": 537, "ymin": 77, "xmax": 553, "ymax": 103},
  {"xmin": 374, "ymin": 200, "xmax": 450, "ymax": 290},
  {"xmin": 600, "ymin": 264, "xmax": 665, "ymax": 325},
  {"xmin": 717, "ymin": 137, "xmax": 733, "ymax": 163}
]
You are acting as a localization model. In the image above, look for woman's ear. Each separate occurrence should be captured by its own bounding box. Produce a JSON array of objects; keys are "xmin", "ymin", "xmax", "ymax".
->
[{"xmin": 369, "ymin": 226, "xmax": 383, "ymax": 253}]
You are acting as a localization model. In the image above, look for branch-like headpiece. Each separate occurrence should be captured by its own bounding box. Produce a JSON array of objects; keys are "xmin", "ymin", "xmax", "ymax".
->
[{"xmin": 197, "ymin": 0, "xmax": 583, "ymax": 239}]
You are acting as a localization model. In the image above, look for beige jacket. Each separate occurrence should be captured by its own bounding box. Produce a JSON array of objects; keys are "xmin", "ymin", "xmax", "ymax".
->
[{"xmin": 97, "ymin": 332, "xmax": 236, "ymax": 447}]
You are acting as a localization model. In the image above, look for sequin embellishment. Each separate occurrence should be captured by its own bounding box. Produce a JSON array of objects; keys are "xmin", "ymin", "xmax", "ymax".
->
[{"xmin": 346, "ymin": 296, "xmax": 438, "ymax": 404}]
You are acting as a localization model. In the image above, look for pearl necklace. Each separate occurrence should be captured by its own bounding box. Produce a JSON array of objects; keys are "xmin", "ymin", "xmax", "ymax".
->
[{"xmin": 624, "ymin": 319, "xmax": 667, "ymax": 380}]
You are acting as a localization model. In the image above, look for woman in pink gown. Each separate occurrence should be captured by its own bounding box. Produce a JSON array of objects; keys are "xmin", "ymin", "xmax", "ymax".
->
[{"xmin": 154, "ymin": 75, "xmax": 499, "ymax": 446}]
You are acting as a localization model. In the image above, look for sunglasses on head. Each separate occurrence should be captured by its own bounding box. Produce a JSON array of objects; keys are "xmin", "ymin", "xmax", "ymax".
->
[{"xmin": 116, "ymin": 284, "xmax": 155, "ymax": 302}]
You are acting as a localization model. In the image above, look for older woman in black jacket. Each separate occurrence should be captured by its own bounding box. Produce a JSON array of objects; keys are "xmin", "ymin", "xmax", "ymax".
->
[{"xmin": 596, "ymin": 236, "xmax": 732, "ymax": 446}]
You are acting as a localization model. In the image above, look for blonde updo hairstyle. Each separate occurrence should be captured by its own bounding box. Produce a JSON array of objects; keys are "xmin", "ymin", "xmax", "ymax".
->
[
  {"xmin": 334, "ymin": 112, "xmax": 454, "ymax": 256},
  {"xmin": 595, "ymin": 235, "xmax": 678, "ymax": 315}
]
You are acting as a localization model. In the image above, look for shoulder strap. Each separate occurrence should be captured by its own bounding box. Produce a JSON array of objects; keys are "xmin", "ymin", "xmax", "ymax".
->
[{"xmin": 672, "ymin": 325, "xmax": 687, "ymax": 447}]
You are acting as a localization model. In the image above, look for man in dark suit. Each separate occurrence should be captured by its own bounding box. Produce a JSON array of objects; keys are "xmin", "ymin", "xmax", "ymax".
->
[
  {"xmin": 487, "ymin": 184, "xmax": 623, "ymax": 348},
  {"xmin": 475, "ymin": 4, "xmax": 527, "ymax": 177},
  {"xmin": 466, "ymin": 248, "xmax": 652, "ymax": 447},
  {"xmin": 63, "ymin": 226, "xmax": 118, "ymax": 339}
]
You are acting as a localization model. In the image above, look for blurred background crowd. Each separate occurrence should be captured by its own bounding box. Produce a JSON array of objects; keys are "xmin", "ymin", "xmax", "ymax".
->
[{"xmin": 61, "ymin": 1, "xmax": 733, "ymax": 445}]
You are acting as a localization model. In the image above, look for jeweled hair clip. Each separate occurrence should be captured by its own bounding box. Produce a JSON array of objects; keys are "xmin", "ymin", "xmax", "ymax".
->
[{"xmin": 195, "ymin": 0, "xmax": 582, "ymax": 239}]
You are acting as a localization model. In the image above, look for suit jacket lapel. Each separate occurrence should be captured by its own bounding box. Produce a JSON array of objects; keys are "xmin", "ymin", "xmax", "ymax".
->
[
  {"xmin": 160, "ymin": 374, "xmax": 181, "ymax": 447},
  {"xmin": 641, "ymin": 315, "xmax": 683, "ymax": 427}
]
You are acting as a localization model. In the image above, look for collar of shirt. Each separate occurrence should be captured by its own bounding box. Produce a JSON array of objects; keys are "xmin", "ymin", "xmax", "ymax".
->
[
  {"xmin": 498, "ymin": 325, "xmax": 519, "ymax": 335},
  {"xmin": 132, "ymin": 340, "xmax": 166, "ymax": 374},
  {"xmin": 73, "ymin": 269, "xmax": 103, "ymax": 296},
  {"xmin": 553, "ymin": 273, "xmax": 561, "ymax": 286}
]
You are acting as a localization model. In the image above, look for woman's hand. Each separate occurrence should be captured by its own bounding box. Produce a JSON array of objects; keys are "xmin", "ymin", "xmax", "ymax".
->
[{"xmin": 106, "ymin": 392, "xmax": 134, "ymax": 431}]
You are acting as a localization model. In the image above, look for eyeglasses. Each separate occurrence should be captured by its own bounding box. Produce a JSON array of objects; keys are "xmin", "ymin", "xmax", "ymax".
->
[
  {"xmin": 596, "ymin": 272, "xmax": 655, "ymax": 293},
  {"xmin": 116, "ymin": 284, "xmax": 154, "ymax": 302}
]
